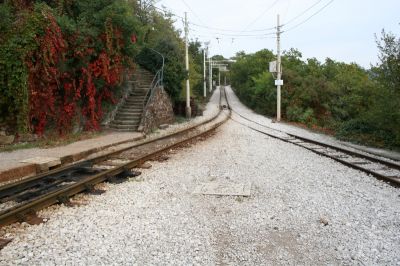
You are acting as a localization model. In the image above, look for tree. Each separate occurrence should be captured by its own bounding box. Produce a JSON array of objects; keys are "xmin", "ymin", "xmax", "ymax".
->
[{"xmin": 374, "ymin": 29, "xmax": 400, "ymax": 94}]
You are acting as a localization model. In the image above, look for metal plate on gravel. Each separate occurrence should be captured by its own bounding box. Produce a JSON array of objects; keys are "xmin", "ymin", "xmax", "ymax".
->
[{"xmin": 193, "ymin": 182, "xmax": 251, "ymax": 196}]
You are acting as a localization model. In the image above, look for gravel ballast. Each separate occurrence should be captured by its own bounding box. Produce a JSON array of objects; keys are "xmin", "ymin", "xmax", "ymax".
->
[{"xmin": 1, "ymin": 87, "xmax": 399, "ymax": 265}]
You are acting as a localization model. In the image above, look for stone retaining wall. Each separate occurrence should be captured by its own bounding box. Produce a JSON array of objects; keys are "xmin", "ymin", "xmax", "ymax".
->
[{"xmin": 138, "ymin": 86, "xmax": 175, "ymax": 133}]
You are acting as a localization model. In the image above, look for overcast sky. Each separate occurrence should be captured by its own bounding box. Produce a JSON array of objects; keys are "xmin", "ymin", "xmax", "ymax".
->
[{"xmin": 155, "ymin": 0, "xmax": 400, "ymax": 68}]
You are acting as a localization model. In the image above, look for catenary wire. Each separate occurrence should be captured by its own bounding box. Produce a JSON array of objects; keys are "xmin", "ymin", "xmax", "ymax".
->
[
  {"xmin": 282, "ymin": 0, "xmax": 335, "ymax": 33},
  {"xmin": 180, "ymin": 0, "xmax": 206, "ymax": 25},
  {"xmin": 240, "ymin": 0, "xmax": 280, "ymax": 32},
  {"xmin": 283, "ymin": 0, "xmax": 323, "ymax": 25}
]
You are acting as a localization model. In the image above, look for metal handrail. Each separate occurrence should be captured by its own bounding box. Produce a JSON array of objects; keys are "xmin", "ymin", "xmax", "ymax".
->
[
  {"xmin": 137, "ymin": 49, "xmax": 165, "ymax": 131},
  {"xmin": 148, "ymin": 48, "xmax": 164, "ymax": 86},
  {"xmin": 141, "ymin": 49, "xmax": 165, "ymax": 110}
]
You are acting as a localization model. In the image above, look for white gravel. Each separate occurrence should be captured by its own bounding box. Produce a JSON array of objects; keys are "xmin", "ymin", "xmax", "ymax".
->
[
  {"xmin": 226, "ymin": 86, "xmax": 400, "ymax": 162},
  {"xmin": 1, "ymin": 87, "xmax": 399, "ymax": 265}
]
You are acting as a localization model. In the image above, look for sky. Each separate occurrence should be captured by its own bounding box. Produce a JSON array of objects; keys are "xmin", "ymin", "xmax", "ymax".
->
[{"xmin": 155, "ymin": 0, "xmax": 400, "ymax": 68}]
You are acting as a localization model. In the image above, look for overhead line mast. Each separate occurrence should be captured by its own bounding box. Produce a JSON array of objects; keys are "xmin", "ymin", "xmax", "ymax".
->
[
  {"xmin": 276, "ymin": 14, "xmax": 282, "ymax": 122},
  {"xmin": 185, "ymin": 12, "xmax": 191, "ymax": 118}
]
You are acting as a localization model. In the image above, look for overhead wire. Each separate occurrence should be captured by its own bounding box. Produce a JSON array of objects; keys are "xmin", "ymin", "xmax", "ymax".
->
[
  {"xmin": 283, "ymin": 0, "xmax": 323, "ymax": 25},
  {"xmin": 153, "ymin": 0, "xmax": 335, "ymax": 51},
  {"xmin": 153, "ymin": 2, "xmax": 277, "ymax": 33},
  {"xmin": 282, "ymin": 0, "xmax": 335, "ymax": 33},
  {"xmin": 191, "ymin": 32, "xmax": 277, "ymax": 40},
  {"xmin": 180, "ymin": 0, "xmax": 206, "ymax": 25},
  {"xmin": 240, "ymin": 0, "xmax": 280, "ymax": 32},
  {"xmin": 153, "ymin": 4, "xmax": 277, "ymax": 38},
  {"xmin": 282, "ymin": 0, "xmax": 293, "ymax": 20},
  {"xmin": 189, "ymin": 22, "xmax": 276, "ymax": 33},
  {"xmin": 190, "ymin": 27, "xmax": 276, "ymax": 37}
]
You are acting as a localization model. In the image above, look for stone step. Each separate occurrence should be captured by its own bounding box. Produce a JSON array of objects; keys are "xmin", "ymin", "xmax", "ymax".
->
[
  {"xmin": 123, "ymin": 101, "xmax": 143, "ymax": 105},
  {"xmin": 121, "ymin": 103, "xmax": 143, "ymax": 108},
  {"xmin": 115, "ymin": 112, "xmax": 142, "ymax": 118},
  {"xmin": 116, "ymin": 109, "xmax": 143, "ymax": 116},
  {"xmin": 136, "ymin": 84, "xmax": 152, "ymax": 89},
  {"xmin": 131, "ymin": 90, "xmax": 149, "ymax": 94},
  {"xmin": 132, "ymin": 87, "xmax": 149, "ymax": 90},
  {"xmin": 125, "ymin": 100, "xmax": 145, "ymax": 105},
  {"xmin": 124, "ymin": 104, "xmax": 144, "ymax": 108},
  {"xmin": 126, "ymin": 96, "xmax": 146, "ymax": 100},
  {"xmin": 134, "ymin": 81, "xmax": 153, "ymax": 85},
  {"xmin": 110, "ymin": 128, "xmax": 138, "ymax": 132},
  {"xmin": 130, "ymin": 92, "xmax": 148, "ymax": 97},
  {"xmin": 130, "ymin": 79, "xmax": 152, "ymax": 83},
  {"xmin": 133, "ymin": 75, "xmax": 154, "ymax": 81},
  {"xmin": 129, "ymin": 98, "xmax": 146, "ymax": 102},
  {"xmin": 134, "ymin": 70, "xmax": 153, "ymax": 75},
  {"xmin": 108, "ymin": 67, "xmax": 154, "ymax": 132},
  {"xmin": 115, "ymin": 114, "xmax": 142, "ymax": 121},
  {"xmin": 133, "ymin": 74, "xmax": 153, "ymax": 79},
  {"xmin": 132, "ymin": 76, "xmax": 153, "ymax": 80},
  {"xmin": 123, "ymin": 100, "xmax": 144, "ymax": 104},
  {"xmin": 111, "ymin": 119, "xmax": 140, "ymax": 126},
  {"xmin": 119, "ymin": 108, "xmax": 143, "ymax": 113},
  {"xmin": 110, "ymin": 124, "xmax": 139, "ymax": 130}
]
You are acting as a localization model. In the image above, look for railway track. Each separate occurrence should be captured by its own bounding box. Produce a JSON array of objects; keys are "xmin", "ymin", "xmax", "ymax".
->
[
  {"xmin": 228, "ymin": 97, "xmax": 400, "ymax": 187},
  {"xmin": 0, "ymin": 87, "xmax": 231, "ymax": 237}
]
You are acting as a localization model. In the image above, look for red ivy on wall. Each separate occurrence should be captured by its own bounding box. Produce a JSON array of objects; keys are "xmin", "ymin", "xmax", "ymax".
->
[
  {"xmin": 27, "ymin": 13, "xmax": 129, "ymax": 135},
  {"xmin": 27, "ymin": 14, "xmax": 66, "ymax": 135}
]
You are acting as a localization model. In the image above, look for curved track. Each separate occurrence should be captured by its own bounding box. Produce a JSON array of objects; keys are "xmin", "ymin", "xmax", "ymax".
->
[
  {"xmin": 227, "ymin": 91, "xmax": 400, "ymax": 187},
  {"xmin": 0, "ymin": 88, "xmax": 231, "ymax": 228}
]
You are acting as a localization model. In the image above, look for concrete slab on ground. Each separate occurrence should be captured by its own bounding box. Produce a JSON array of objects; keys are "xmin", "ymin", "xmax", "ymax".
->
[
  {"xmin": 0, "ymin": 132, "xmax": 144, "ymax": 184},
  {"xmin": 20, "ymin": 157, "xmax": 61, "ymax": 172}
]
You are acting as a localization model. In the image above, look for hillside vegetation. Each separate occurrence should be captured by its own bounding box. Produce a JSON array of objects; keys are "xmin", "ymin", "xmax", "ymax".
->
[
  {"xmin": 0, "ymin": 0, "xmax": 205, "ymax": 136},
  {"xmin": 230, "ymin": 32, "xmax": 400, "ymax": 150}
]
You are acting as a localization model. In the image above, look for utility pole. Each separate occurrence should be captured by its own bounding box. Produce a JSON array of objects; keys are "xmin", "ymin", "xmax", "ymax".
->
[
  {"xmin": 203, "ymin": 46, "xmax": 207, "ymax": 98},
  {"xmin": 209, "ymin": 58, "xmax": 213, "ymax": 92},
  {"xmin": 218, "ymin": 71, "xmax": 221, "ymax": 87},
  {"xmin": 276, "ymin": 14, "xmax": 282, "ymax": 122},
  {"xmin": 185, "ymin": 12, "xmax": 191, "ymax": 118},
  {"xmin": 224, "ymin": 75, "xmax": 226, "ymax": 86}
]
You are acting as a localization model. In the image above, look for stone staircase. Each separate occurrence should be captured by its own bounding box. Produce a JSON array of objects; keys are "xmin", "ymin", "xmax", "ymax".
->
[{"xmin": 110, "ymin": 68, "xmax": 154, "ymax": 131}]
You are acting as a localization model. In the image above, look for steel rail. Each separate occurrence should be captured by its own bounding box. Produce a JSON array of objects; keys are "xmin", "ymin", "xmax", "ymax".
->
[
  {"xmin": 0, "ymin": 89, "xmax": 231, "ymax": 227},
  {"xmin": 224, "ymin": 90, "xmax": 399, "ymax": 186},
  {"xmin": 230, "ymin": 117, "xmax": 400, "ymax": 186},
  {"xmin": 231, "ymin": 109, "xmax": 400, "ymax": 170},
  {"xmin": 0, "ymin": 90, "xmax": 224, "ymax": 199}
]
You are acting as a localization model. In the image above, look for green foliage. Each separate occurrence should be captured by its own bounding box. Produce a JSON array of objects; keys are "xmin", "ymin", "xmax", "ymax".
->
[
  {"xmin": 230, "ymin": 42, "xmax": 399, "ymax": 149},
  {"xmin": 188, "ymin": 40, "xmax": 204, "ymax": 99},
  {"xmin": 136, "ymin": 38, "xmax": 186, "ymax": 102},
  {"xmin": 135, "ymin": 8, "xmax": 204, "ymax": 104},
  {"xmin": 0, "ymin": 0, "xmax": 142, "ymax": 134},
  {"xmin": 0, "ymin": 2, "xmax": 49, "ymax": 132},
  {"xmin": 134, "ymin": 4, "xmax": 184, "ymax": 101}
]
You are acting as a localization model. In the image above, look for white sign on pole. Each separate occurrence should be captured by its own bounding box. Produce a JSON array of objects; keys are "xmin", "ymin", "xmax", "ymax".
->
[
  {"xmin": 269, "ymin": 61, "xmax": 277, "ymax": 73},
  {"xmin": 275, "ymin": 80, "xmax": 283, "ymax": 86}
]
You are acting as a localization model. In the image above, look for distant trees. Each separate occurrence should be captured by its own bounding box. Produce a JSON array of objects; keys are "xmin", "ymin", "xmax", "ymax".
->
[{"xmin": 230, "ymin": 30, "xmax": 400, "ymax": 150}]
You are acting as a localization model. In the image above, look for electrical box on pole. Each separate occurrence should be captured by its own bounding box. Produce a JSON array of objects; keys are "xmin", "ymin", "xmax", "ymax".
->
[{"xmin": 269, "ymin": 61, "xmax": 277, "ymax": 73}]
